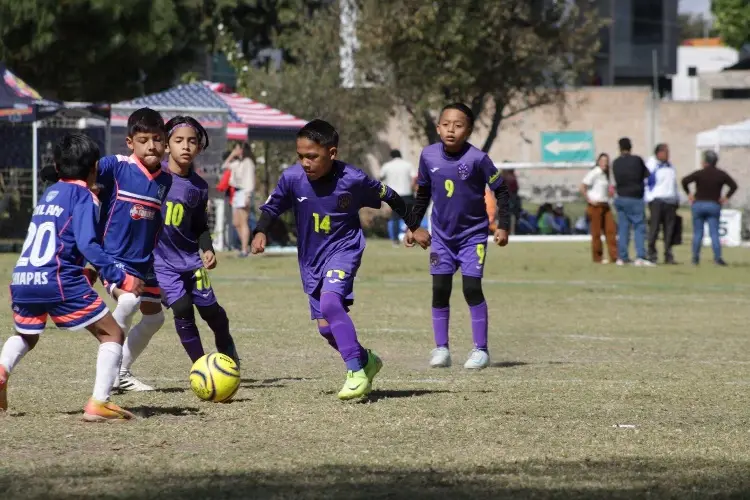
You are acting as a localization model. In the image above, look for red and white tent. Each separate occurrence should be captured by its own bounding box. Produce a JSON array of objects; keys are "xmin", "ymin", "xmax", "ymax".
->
[{"xmin": 204, "ymin": 82, "xmax": 308, "ymax": 141}]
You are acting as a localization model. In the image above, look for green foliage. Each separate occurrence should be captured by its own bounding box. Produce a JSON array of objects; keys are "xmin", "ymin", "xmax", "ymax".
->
[
  {"xmin": 218, "ymin": 4, "xmax": 393, "ymax": 194},
  {"xmin": 0, "ymin": 0, "xmax": 203, "ymax": 101},
  {"xmin": 711, "ymin": 0, "xmax": 750, "ymax": 50},
  {"xmin": 357, "ymin": 0, "xmax": 603, "ymax": 150},
  {"xmin": 678, "ymin": 13, "xmax": 717, "ymax": 43}
]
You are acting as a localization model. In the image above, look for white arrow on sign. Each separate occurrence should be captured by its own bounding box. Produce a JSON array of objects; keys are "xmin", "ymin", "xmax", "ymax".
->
[{"xmin": 544, "ymin": 139, "xmax": 592, "ymax": 156}]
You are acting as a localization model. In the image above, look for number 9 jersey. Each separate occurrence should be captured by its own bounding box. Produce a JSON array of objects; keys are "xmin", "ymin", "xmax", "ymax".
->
[{"xmin": 10, "ymin": 180, "xmax": 126, "ymax": 303}]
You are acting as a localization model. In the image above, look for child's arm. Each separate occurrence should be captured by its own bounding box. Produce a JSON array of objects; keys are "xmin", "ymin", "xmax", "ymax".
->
[
  {"xmin": 192, "ymin": 194, "xmax": 216, "ymax": 268},
  {"xmin": 479, "ymin": 155, "xmax": 510, "ymax": 232},
  {"xmin": 362, "ymin": 175, "xmax": 422, "ymax": 231},
  {"xmin": 251, "ymin": 173, "xmax": 293, "ymax": 253},
  {"xmin": 408, "ymin": 152, "xmax": 432, "ymax": 226},
  {"xmin": 96, "ymin": 155, "xmax": 118, "ymax": 191},
  {"xmin": 72, "ymin": 192, "xmax": 142, "ymax": 294}
]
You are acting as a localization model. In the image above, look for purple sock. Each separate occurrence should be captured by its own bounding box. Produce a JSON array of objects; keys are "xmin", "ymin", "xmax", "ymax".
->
[
  {"xmin": 318, "ymin": 324, "xmax": 339, "ymax": 351},
  {"xmin": 197, "ymin": 304, "xmax": 235, "ymax": 356},
  {"xmin": 174, "ymin": 317, "xmax": 205, "ymax": 363},
  {"xmin": 469, "ymin": 301, "xmax": 488, "ymax": 351},
  {"xmin": 432, "ymin": 307, "xmax": 450, "ymax": 348},
  {"xmin": 320, "ymin": 293, "xmax": 367, "ymax": 371}
]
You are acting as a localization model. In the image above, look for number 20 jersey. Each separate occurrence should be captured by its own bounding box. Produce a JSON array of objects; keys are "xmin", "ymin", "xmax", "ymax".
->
[
  {"xmin": 10, "ymin": 181, "xmax": 125, "ymax": 303},
  {"xmin": 153, "ymin": 166, "xmax": 209, "ymax": 273}
]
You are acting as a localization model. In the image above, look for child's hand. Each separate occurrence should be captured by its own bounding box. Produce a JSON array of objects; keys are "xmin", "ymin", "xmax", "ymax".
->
[
  {"xmin": 411, "ymin": 228, "xmax": 431, "ymax": 249},
  {"xmin": 404, "ymin": 229, "xmax": 415, "ymax": 248},
  {"xmin": 82, "ymin": 267, "xmax": 99, "ymax": 287},
  {"xmin": 251, "ymin": 233, "xmax": 266, "ymax": 254},
  {"xmin": 494, "ymin": 228, "xmax": 509, "ymax": 247},
  {"xmin": 202, "ymin": 250, "xmax": 217, "ymax": 270},
  {"xmin": 121, "ymin": 274, "xmax": 144, "ymax": 297}
]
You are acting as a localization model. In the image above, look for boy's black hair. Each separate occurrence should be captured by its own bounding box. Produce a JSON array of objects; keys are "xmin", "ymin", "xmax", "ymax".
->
[
  {"xmin": 390, "ymin": 149, "xmax": 402, "ymax": 159},
  {"xmin": 440, "ymin": 103, "xmax": 475, "ymax": 128},
  {"xmin": 127, "ymin": 107, "xmax": 165, "ymax": 137},
  {"xmin": 164, "ymin": 115, "xmax": 210, "ymax": 150},
  {"xmin": 618, "ymin": 137, "xmax": 632, "ymax": 152},
  {"xmin": 654, "ymin": 143, "xmax": 667, "ymax": 155},
  {"xmin": 54, "ymin": 133, "xmax": 100, "ymax": 181},
  {"xmin": 297, "ymin": 119, "xmax": 339, "ymax": 148}
]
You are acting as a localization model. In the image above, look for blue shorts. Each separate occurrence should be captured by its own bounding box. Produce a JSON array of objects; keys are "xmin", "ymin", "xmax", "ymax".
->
[
  {"xmin": 102, "ymin": 265, "xmax": 161, "ymax": 303},
  {"xmin": 12, "ymin": 293, "xmax": 109, "ymax": 334},
  {"xmin": 308, "ymin": 268, "xmax": 355, "ymax": 320}
]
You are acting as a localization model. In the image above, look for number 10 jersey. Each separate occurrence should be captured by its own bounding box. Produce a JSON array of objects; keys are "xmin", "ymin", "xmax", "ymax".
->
[{"xmin": 153, "ymin": 166, "xmax": 210, "ymax": 274}]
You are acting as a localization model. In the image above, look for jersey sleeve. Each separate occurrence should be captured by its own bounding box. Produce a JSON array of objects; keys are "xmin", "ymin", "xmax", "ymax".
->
[
  {"xmin": 72, "ymin": 192, "xmax": 125, "ymax": 286},
  {"xmin": 359, "ymin": 170, "xmax": 390, "ymax": 209},
  {"xmin": 96, "ymin": 155, "xmax": 119, "ymax": 191},
  {"xmin": 260, "ymin": 171, "xmax": 294, "ymax": 218},
  {"xmin": 416, "ymin": 152, "xmax": 432, "ymax": 188},
  {"xmin": 479, "ymin": 154, "xmax": 503, "ymax": 190}
]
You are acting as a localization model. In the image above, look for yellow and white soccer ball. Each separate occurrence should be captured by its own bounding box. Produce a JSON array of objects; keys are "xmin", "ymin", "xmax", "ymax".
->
[{"xmin": 189, "ymin": 353, "xmax": 240, "ymax": 402}]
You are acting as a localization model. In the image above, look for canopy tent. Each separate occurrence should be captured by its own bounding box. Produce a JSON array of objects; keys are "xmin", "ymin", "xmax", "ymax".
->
[
  {"xmin": 695, "ymin": 119, "xmax": 750, "ymax": 149},
  {"xmin": 112, "ymin": 82, "xmax": 307, "ymax": 141}
]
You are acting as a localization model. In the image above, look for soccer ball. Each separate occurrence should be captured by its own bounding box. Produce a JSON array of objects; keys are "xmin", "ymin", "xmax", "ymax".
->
[{"xmin": 189, "ymin": 353, "xmax": 241, "ymax": 402}]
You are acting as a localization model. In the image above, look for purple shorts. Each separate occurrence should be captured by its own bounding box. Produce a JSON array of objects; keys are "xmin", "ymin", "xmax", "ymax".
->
[
  {"xmin": 308, "ymin": 268, "xmax": 355, "ymax": 320},
  {"xmin": 429, "ymin": 234, "xmax": 488, "ymax": 278},
  {"xmin": 12, "ymin": 293, "xmax": 109, "ymax": 334},
  {"xmin": 157, "ymin": 267, "xmax": 217, "ymax": 308}
]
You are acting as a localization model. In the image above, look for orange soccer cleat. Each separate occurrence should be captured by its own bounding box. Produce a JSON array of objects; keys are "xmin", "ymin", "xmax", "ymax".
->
[{"xmin": 82, "ymin": 398, "xmax": 135, "ymax": 423}]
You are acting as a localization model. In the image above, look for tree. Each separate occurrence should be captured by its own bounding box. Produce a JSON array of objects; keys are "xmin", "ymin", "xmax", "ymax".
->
[
  {"xmin": 711, "ymin": 0, "xmax": 750, "ymax": 50},
  {"xmin": 678, "ymin": 13, "xmax": 716, "ymax": 43},
  {"xmin": 0, "ymin": 0, "xmax": 203, "ymax": 101},
  {"xmin": 216, "ymin": 3, "xmax": 393, "ymax": 195},
  {"xmin": 357, "ymin": 0, "xmax": 603, "ymax": 150}
]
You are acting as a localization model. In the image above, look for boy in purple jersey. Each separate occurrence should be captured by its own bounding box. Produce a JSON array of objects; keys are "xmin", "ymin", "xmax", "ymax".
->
[
  {"xmin": 154, "ymin": 116, "xmax": 238, "ymax": 365},
  {"xmin": 1, "ymin": 134, "xmax": 142, "ymax": 421},
  {"xmin": 96, "ymin": 108, "xmax": 172, "ymax": 392},
  {"xmin": 251, "ymin": 119, "xmax": 430, "ymax": 400},
  {"xmin": 406, "ymin": 103, "xmax": 510, "ymax": 370}
]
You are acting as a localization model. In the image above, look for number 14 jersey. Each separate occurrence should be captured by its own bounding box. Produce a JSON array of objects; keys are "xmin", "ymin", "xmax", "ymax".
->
[{"xmin": 153, "ymin": 166, "xmax": 210, "ymax": 273}]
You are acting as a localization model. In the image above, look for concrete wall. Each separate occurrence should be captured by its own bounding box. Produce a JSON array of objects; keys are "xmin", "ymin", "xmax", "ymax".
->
[{"xmin": 374, "ymin": 87, "xmax": 750, "ymax": 206}]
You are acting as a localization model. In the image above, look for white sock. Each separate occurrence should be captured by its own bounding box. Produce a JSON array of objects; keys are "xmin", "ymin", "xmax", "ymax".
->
[
  {"xmin": 0, "ymin": 336, "xmax": 31, "ymax": 373},
  {"xmin": 93, "ymin": 342, "xmax": 123, "ymax": 402},
  {"xmin": 120, "ymin": 311, "xmax": 164, "ymax": 373},
  {"xmin": 112, "ymin": 293, "xmax": 141, "ymax": 334}
]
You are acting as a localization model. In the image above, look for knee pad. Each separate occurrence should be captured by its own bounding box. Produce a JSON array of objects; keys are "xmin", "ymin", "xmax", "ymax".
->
[
  {"xmin": 170, "ymin": 295, "xmax": 195, "ymax": 321},
  {"xmin": 462, "ymin": 276, "xmax": 485, "ymax": 306},
  {"xmin": 432, "ymin": 275, "xmax": 453, "ymax": 309},
  {"xmin": 319, "ymin": 292, "xmax": 345, "ymax": 320}
]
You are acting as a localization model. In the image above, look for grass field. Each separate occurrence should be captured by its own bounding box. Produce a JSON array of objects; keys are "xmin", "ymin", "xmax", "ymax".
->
[{"xmin": 1, "ymin": 239, "xmax": 750, "ymax": 499}]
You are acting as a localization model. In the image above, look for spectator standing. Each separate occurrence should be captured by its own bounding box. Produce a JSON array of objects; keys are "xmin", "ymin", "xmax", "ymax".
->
[
  {"xmin": 223, "ymin": 142, "xmax": 256, "ymax": 257},
  {"xmin": 681, "ymin": 150, "xmax": 737, "ymax": 266},
  {"xmin": 612, "ymin": 137, "xmax": 654, "ymax": 267},
  {"xmin": 645, "ymin": 143, "xmax": 679, "ymax": 264},
  {"xmin": 501, "ymin": 168, "xmax": 521, "ymax": 232},
  {"xmin": 379, "ymin": 149, "xmax": 417, "ymax": 246},
  {"xmin": 580, "ymin": 153, "xmax": 617, "ymax": 263}
]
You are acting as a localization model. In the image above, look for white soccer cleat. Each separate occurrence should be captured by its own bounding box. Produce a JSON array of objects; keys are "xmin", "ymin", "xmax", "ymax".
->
[
  {"xmin": 464, "ymin": 349, "xmax": 490, "ymax": 370},
  {"xmin": 429, "ymin": 347, "xmax": 452, "ymax": 368},
  {"xmin": 115, "ymin": 371, "xmax": 155, "ymax": 392},
  {"xmin": 634, "ymin": 258, "xmax": 656, "ymax": 267}
]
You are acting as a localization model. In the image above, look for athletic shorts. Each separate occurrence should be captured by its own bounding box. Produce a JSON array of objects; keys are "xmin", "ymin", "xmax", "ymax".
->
[
  {"xmin": 429, "ymin": 234, "xmax": 488, "ymax": 278},
  {"xmin": 157, "ymin": 267, "xmax": 217, "ymax": 308},
  {"xmin": 12, "ymin": 293, "xmax": 109, "ymax": 334},
  {"xmin": 307, "ymin": 268, "xmax": 355, "ymax": 320},
  {"xmin": 102, "ymin": 266, "xmax": 161, "ymax": 303}
]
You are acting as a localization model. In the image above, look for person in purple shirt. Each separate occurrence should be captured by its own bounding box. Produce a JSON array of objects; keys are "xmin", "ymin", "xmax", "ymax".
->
[
  {"xmin": 251, "ymin": 119, "xmax": 431, "ymax": 401},
  {"xmin": 405, "ymin": 103, "xmax": 510, "ymax": 370},
  {"xmin": 154, "ymin": 116, "xmax": 239, "ymax": 366}
]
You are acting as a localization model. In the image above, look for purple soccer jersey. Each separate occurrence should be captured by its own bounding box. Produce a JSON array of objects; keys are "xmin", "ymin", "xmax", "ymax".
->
[
  {"xmin": 153, "ymin": 167, "xmax": 216, "ymax": 307},
  {"xmin": 418, "ymin": 142, "xmax": 503, "ymax": 277},
  {"xmin": 260, "ymin": 162, "xmax": 389, "ymax": 318}
]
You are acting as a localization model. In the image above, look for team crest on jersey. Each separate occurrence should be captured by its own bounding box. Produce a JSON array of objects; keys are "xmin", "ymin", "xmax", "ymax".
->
[
  {"xmin": 457, "ymin": 163, "xmax": 471, "ymax": 180},
  {"xmin": 186, "ymin": 189, "xmax": 200, "ymax": 208},
  {"xmin": 430, "ymin": 252, "xmax": 440, "ymax": 266},
  {"xmin": 157, "ymin": 185, "xmax": 167, "ymax": 200},
  {"xmin": 45, "ymin": 190, "xmax": 58, "ymax": 202},
  {"xmin": 130, "ymin": 204, "xmax": 156, "ymax": 220},
  {"xmin": 337, "ymin": 193, "xmax": 352, "ymax": 210}
]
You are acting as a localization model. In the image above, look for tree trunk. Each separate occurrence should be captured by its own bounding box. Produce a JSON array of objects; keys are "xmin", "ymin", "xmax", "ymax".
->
[
  {"xmin": 422, "ymin": 109, "xmax": 439, "ymax": 144},
  {"xmin": 481, "ymin": 102, "xmax": 504, "ymax": 153}
]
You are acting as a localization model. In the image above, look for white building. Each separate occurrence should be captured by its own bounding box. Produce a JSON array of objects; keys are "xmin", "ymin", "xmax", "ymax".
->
[{"xmin": 671, "ymin": 44, "xmax": 739, "ymax": 101}]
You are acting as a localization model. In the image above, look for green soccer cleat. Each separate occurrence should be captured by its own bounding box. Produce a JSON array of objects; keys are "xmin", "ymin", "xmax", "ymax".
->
[
  {"xmin": 337, "ymin": 369, "xmax": 372, "ymax": 401},
  {"xmin": 363, "ymin": 350, "xmax": 383, "ymax": 383}
]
